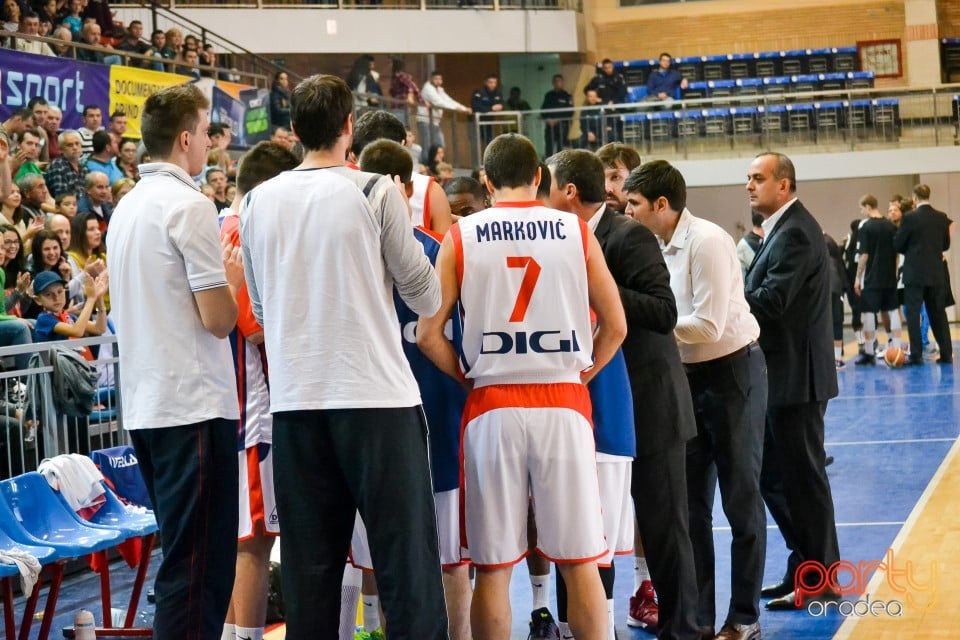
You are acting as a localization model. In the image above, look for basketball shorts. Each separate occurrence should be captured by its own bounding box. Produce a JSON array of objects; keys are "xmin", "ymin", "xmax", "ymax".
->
[
  {"xmin": 349, "ymin": 488, "xmax": 464, "ymax": 570},
  {"xmin": 861, "ymin": 287, "xmax": 899, "ymax": 313},
  {"xmin": 238, "ymin": 442, "xmax": 279, "ymax": 540},
  {"xmin": 597, "ymin": 454, "xmax": 634, "ymax": 566},
  {"xmin": 460, "ymin": 383, "xmax": 607, "ymax": 568}
]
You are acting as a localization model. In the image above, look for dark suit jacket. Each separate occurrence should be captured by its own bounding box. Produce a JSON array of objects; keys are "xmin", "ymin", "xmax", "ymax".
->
[
  {"xmin": 744, "ymin": 200, "xmax": 838, "ymax": 407},
  {"xmin": 594, "ymin": 207, "xmax": 696, "ymax": 456},
  {"xmin": 893, "ymin": 203, "xmax": 951, "ymax": 287}
]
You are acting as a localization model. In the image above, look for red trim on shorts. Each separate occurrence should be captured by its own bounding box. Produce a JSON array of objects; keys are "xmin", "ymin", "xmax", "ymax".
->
[
  {"xmin": 492, "ymin": 201, "xmax": 543, "ymax": 208},
  {"xmin": 441, "ymin": 560, "xmax": 471, "ymax": 569},
  {"xmin": 536, "ymin": 547, "xmax": 609, "ymax": 565},
  {"xmin": 579, "ymin": 218, "xmax": 589, "ymax": 260},
  {"xmin": 423, "ymin": 176, "xmax": 434, "ymax": 231},
  {"xmin": 238, "ymin": 446, "xmax": 276, "ymax": 542},
  {"xmin": 450, "ymin": 223, "xmax": 464, "ymax": 288},
  {"xmin": 471, "ymin": 550, "xmax": 531, "ymax": 571},
  {"xmin": 461, "ymin": 383, "xmax": 593, "ymax": 426}
]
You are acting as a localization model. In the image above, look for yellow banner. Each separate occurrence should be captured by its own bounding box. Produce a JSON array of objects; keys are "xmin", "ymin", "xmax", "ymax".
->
[
  {"xmin": 216, "ymin": 79, "xmax": 250, "ymax": 100},
  {"xmin": 109, "ymin": 66, "xmax": 191, "ymax": 139}
]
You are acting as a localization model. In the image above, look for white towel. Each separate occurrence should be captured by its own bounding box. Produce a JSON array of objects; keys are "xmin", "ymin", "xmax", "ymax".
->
[
  {"xmin": 0, "ymin": 548, "xmax": 42, "ymax": 598},
  {"xmin": 38, "ymin": 454, "xmax": 105, "ymax": 511}
]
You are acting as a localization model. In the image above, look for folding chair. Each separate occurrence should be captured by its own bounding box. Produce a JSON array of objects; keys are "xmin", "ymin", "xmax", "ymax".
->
[{"xmin": 0, "ymin": 517, "xmax": 58, "ymax": 640}]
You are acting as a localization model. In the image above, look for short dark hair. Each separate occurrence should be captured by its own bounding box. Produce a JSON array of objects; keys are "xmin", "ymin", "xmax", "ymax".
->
[
  {"xmin": 484, "ymin": 73, "xmax": 498, "ymax": 81},
  {"xmin": 659, "ymin": 52, "xmax": 672, "ymax": 60},
  {"xmin": 291, "ymin": 74, "xmax": 353, "ymax": 152},
  {"xmin": 913, "ymin": 183, "xmax": 931, "ymax": 200},
  {"xmin": 27, "ymin": 97, "xmax": 48, "ymax": 109},
  {"xmin": 110, "ymin": 110, "xmax": 125, "ymax": 120},
  {"xmin": 552, "ymin": 74, "xmax": 563, "ymax": 82},
  {"xmin": 601, "ymin": 58, "xmax": 612, "ymax": 65},
  {"xmin": 536, "ymin": 161, "xmax": 551, "ymax": 201},
  {"xmin": 859, "ymin": 194, "xmax": 878, "ymax": 209},
  {"xmin": 208, "ymin": 122, "xmax": 229, "ymax": 138},
  {"xmin": 91, "ymin": 130, "xmax": 112, "ymax": 154},
  {"xmin": 596, "ymin": 142, "xmax": 641, "ymax": 172},
  {"xmin": 751, "ymin": 211, "xmax": 764, "ymax": 227},
  {"xmin": 140, "ymin": 83, "xmax": 209, "ymax": 158},
  {"xmin": 756, "ymin": 151, "xmax": 796, "ymax": 192},
  {"xmin": 205, "ymin": 167, "xmax": 226, "ymax": 182},
  {"xmin": 623, "ymin": 159, "xmax": 687, "ymax": 212},
  {"xmin": 129, "ymin": 19, "xmax": 142, "ymax": 28},
  {"xmin": 483, "ymin": 134, "xmax": 539, "ymax": 190},
  {"xmin": 82, "ymin": 105, "xmax": 101, "ymax": 117},
  {"xmin": 351, "ymin": 110, "xmax": 405, "ymax": 157},
  {"xmin": 444, "ymin": 176, "xmax": 486, "ymax": 200},
  {"xmin": 236, "ymin": 141, "xmax": 299, "ymax": 195},
  {"xmin": 358, "ymin": 139, "xmax": 413, "ymax": 185},
  {"xmin": 547, "ymin": 150, "xmax": 605, "ymax": 205},
  {"xmin": 430, "ymin": 70, "xmax": 442, "ymax": 79},
  {"xmin": 152, "ymin": 29, "xmax": 163, "ymax": 37},
  {"xmin": 12, "ymin": 107, "xmax": 33, "ymax": 121}
]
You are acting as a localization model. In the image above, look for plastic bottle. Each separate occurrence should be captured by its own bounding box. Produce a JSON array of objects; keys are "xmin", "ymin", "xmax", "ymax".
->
[{"xmin": 74, "ymin": 609, "xmax": 96, "ymax": 640}]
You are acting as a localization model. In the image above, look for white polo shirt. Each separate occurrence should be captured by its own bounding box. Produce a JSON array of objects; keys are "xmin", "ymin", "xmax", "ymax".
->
[
  {"xmin": 107, "ymin": 162, "xmax": 239, "ymax": 430},
  {"xmin": 661, "ymin": 208, "xmax": 760, "ymax": 364}
]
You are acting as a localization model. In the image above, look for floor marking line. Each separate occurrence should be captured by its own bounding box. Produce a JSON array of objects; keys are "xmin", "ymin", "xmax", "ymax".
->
[
  {"xmin": 830, "ymin": 391, "xmax": 960, "ymax": 400},
  {"xmin": 833, "ymin": 436, "xmax": 960, "ymax": 639},
  {"xmin": 713, "ymin": 522, "xmax": 903, "ymax": 532},
  {"xmin": 825, "ymin": 437, "xmax": 956, "ymax": 446}
]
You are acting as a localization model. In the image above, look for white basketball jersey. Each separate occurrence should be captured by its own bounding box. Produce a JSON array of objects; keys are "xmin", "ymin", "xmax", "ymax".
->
[
  {"xmin": 453, "ymin": 203, "xmax": 593, "ymax": 386},
  {"xmin": 410, "ymin": 172, "xmax": 433, "ymax": 229}
]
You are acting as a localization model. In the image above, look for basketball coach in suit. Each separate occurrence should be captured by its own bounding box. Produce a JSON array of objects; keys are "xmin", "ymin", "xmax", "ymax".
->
[
  {"xmin": 742, "ymin": 152, "xmax": 840, "ymax": 609},
  {"xmin": 590, "ymin": 181, "xmax": 701, "ymax": 639},
  {"xmin": 894, "ymin": 183, "xmax": 953, "ymax": 365}
]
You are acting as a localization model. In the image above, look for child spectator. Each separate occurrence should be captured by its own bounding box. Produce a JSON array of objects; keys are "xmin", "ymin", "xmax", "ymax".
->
[
  {"xmin": 32, "ymin": 269, "xmax": 108, "ymax": 362},
  {"xmin": 56, "ymin": 193, "xmax": 78, "ymax": 218},
  {"xmin": 61, "ymin": 0, "xmax": 83, "ymax": 39}
]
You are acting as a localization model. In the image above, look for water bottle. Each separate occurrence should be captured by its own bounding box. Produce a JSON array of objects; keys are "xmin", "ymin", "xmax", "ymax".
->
[{"xmin": 74, "ymin": 609, "xmax": 96, "ymax": 640}]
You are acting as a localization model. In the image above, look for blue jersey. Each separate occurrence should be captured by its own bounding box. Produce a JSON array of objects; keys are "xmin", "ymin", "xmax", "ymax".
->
[
  {"xmin": 588, "ymin": 349, "xmax": 636, "ymax": 457},
  {"xmin": 395, "ymin": 227, "xmax": 467, "ymax": 492}
]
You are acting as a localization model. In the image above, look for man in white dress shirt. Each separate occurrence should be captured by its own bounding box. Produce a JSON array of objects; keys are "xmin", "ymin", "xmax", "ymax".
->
[
  {"xmin": 623, "ymin": 160, "xmax": 767, "ymax": 640},
  {"xmin": 417, "ymin": 71, "xmax": 471, "ymax": 160}
]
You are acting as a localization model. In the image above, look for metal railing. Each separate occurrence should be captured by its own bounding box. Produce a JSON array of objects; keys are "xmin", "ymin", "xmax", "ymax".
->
[
  {"xmin": 366, "ymin": 83, "xmax": 960, "ymax": 169},
  {"xmin": 114, "ymin": 0, "xmax": 576, "ymax": 10},
  {"xmin": 1, "ymin": 30, "xmax": 270, "ymax": 88},
  {"xmin": 0, "ymin": 336, "xmax": 124, "ymax": 480}
]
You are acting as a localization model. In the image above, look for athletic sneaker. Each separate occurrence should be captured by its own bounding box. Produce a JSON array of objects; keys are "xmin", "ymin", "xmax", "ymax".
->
[
  {"xmin": 853, "ymin": 353, "xmax": 875, "ymax": 366},
  {"xmin": 528, "ymin": 607, "xmax": 560, "ymax": 640},
  {"xmin": 923, "ymin": 344, "xmax": 940, "ymax": 359},
  {"xmin": 627, "ymin": 580, "xmax": 659, "ymax": 632},
  {"xmin": 835, "ymin": 359, "xmax": 845, "ymax": 370}
]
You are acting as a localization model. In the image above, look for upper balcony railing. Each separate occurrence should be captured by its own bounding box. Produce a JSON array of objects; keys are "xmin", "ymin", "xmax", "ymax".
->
[{"xmin": 112, "ymin": 0, "xmax": 579, "ymax": 10}]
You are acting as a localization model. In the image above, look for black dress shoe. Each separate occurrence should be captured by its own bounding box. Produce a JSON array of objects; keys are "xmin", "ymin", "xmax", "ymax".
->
[
  {"xmin": 825, "ymin": 455, "xmax": 834, "ymax": 467},
  {"xmin": 760, "ymin": 579, "xmax": 793, "ymax": 599},
  {"xmin": 903, "ymin": 357, "xmax": 923, "ymax": 366},
  {"xmin": 937, "ymin": 357, "xmax": 953, "ymax": 364}
]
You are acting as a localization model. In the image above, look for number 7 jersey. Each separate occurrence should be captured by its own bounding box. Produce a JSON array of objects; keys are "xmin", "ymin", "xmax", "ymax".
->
[{"xmin": 450, "ymin": 202, "xmax": 594, "ymax": 387}]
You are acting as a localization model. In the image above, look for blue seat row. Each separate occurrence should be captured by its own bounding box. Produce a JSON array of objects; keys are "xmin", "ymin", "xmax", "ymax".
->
[{"xmin": 675, "ymin": 71, "xmax": 875, "ymax": 101}]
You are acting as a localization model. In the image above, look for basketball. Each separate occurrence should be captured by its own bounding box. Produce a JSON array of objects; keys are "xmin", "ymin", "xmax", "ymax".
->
[{"xmin": 884, "ymin": 346, "xmax": 906, "ymax": 368}]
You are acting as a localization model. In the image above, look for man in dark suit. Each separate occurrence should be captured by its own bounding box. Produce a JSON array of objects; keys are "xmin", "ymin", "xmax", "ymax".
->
[
  {"xmin": 743, "ymin": 152, "xmax": 840, "ymax": 609},
  {"xmin": 546, "ymin": 150, "xmax": 701, "ymax": 640},
  {"xmin": 894, "ymin": 184, "xmax": 953, "ymax": 365}
]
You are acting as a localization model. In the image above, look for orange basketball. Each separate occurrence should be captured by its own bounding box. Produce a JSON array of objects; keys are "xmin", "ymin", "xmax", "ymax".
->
[{"xmin": 884, "ymin": 346, "xmax": 906, "ymax": 368}]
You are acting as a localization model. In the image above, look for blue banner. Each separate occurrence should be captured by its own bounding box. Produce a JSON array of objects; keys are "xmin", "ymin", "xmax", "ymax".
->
[
  {"xmin": 211, "ymin": 85, "xmax": 271, "ymax": 148},
  {"xmin": 0, "ymin": 49, "xmax": 111, "ymax": 131}
]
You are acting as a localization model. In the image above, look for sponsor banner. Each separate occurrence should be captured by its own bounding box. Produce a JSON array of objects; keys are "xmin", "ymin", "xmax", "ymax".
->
[
  {"xmin": 0, "ymin": 48, "xmax": 110, "ymax": 131},
  {"xmin": 108, "ymin": 65, "xmax": 190, "ymax": 139},
  {"xmin": 211, "ymin": 85, "xmax": 270, "ymax": 147}
]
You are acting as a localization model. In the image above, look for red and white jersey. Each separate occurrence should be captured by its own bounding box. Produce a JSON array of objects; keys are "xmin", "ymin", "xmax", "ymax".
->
[
  {"xmin": 452, "ymin": 202, "xmax": 593, "ymax": 386},
  {"xmin": 410, "ymin": 172, "xmax": 434, "ymax": 229}
]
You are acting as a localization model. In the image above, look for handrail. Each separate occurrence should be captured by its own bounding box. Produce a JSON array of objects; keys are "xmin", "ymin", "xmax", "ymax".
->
[
  {"xmin": 112, "ymin": 0, "xmax": 576, "ymax": 11},
  {"xmin": 128, "ymin": 0, "xmax": 302, "ymax": 84},
  {"xmin": 1, "ymin": 30, "xmax": 269, "ymax": 87}
]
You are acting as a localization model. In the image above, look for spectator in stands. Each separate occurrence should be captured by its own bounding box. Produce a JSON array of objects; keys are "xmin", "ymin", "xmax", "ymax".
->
[
  {"xmin": 78, "ymin": 105, "xmax": 103, "ymax": 156},
  {"xmin": 1, "ymin": 0, "xmax": 19, "ymax": 32},
  {"xmin": 389, "ymin": 57, "xmax": 422, "ymax": 125},
  {"xmin": 347, "ymin": 54, "xmax": 383, "ymax": 111},
  {"xmin": 84, "ymin": 131, "xmax": 124, "ymax": 184},
  {"xmin": 75, "ymin": 22, "xmax": 120, "ymax": 66},
  {"xmin": 161, "ymin": 27, "xmax": 182, "ymax": 60},
  {"xmin": 151, "ymin": 29, "xmax": 172, "ymax": 65},
  {"xmin": 1, "ymin": 224, "xmax": 27, "ymax": 295},
  {"xmin": 1, "ymin": 109, "xmax": 34, "ymax": 156},
  {"xmin": 586, "ymin": 58, "xmax": 628, "ymax": 106},
  {"xmin": 60, "ymin": 0, "xmax": 83, "ymax": 39},
  {"xmin": 183, "ymin": 33, "xmax": 199, "ymax": 53},
  {"xmin": 1, "ymin": 184, "xmax": 22, "ymax": 228},
  {"xmin": 115, "ymin": 139, "xmax": 139, "ymax": 182},
  {"xmin": 506, "ymin": 86, "xmax": 531, "ymax": 112},
  {"xmin": 12, "ymin": 128, "xmax": 43, "ymax": 182},
  {"xmin": 271, "ymin": 70, "xmax": 292, "ymax": 129},
  {"xmin": 14, "ymin": 11, "xmax": 55, "ymax": 56},
  {"xmin": 199, "ymin": 43, "xmax": 225, "ymax": 79},
  {"xmin": 579, "ymin": 88, "xmax": 606, "ymax": 151},
  {"xmin": 28, "ymin": 98, "xmax": 51, "ymax": 163},
  {"xmin": 16, "ymin": 173, "xmax": 53, "ymax": 223},
  {"xmin": 180, "ymin": 48, "xmax": 202, "ymax": 79},
  {"xmin": 30, "ymin": 229, "xmax": 73, "ymax": 282},
  {"xmin": 541, "ymin": 74, "xmax": 573, "ymax": 158},
  {"xmin": 33, "ymin": 267, "xmax": 108, "ymax": 344},
  {"xmin": 117, "ymin": 19, "xmax": 162, "ymax": 70},
  {"xmin": 269, "ymin": 125, "xmax": 293, "ymax": 150},
  {"xmin": 111, "ymin": 177, "xmax": 134, "ymax": 206},
  {"xmin": 737, "ymin": 211, "xmax": 765, "ymax": 277},
  {"xmin": 646, "ymin": 53, "xmax": 688, "ymax": 103},
  {"xmin": 55, "ymin": 193, "xmax": 77, "ymax": 219},
  {"xmin": 43, "ymin": 106, "xmax": 62, "ymax": 160},
  {"xmin": 0, "ymin": 223, "xmax": 33, "ymax": 370},
  {"xmin": 205, "ymin": 168, "xmax": 229, "ymax": 213},
  {"xmin": 108, "ymin": 112, "xmax": 127, "ymax": 140},
  {"xmin": 45, "ymin": 130, "xmax": 88, "ymax": 199},
  {"xmin": 471, "ymin": 73, "xmax": 504, "ymax": 152},
  {"xmin": 417, "ymin": 70, "xmax": 470, "ymax": 158},
  {"xmin": 50, "ymin": 25, "xmax": 72, "ymax": 57},
  {"xmin": 66, "ymin": 210, "xmax": 105, "ymax": 289},
  {"xmin": 405, "ymin": 128, "xmax": 423, "ymax": 172},
  {"xmin": 443, "ymin": 176, "xmax": 486, "ymax": 218},
  {"xmin": 78, "ymin": 171, "xmax": 111, "ymax": 231},
  {"xmin": 37, "ymin": 0, "xmax": 58, "ymax": 27},
  {"xmin": 425, "ymin": 144, "xmax": 444, "ymax": 178},
  {"xmin": 82, "ymin": 0, "xmax": 118, "ymax": 40}
]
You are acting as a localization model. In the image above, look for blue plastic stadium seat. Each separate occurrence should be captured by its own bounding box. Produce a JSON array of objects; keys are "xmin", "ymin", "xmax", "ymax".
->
[
  {"xmin": 56, "ymin": 482, "xmax": 157, "ymax": 539},
  {"xmin": 626, "ymin": 85, "xmax": 648, "ymax": 102}
]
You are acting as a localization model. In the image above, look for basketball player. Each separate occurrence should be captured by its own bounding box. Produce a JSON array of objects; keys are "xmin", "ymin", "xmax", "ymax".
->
[{"xmin": 417, "ymin": 133, "xmax": 627, "ymax": 640}]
